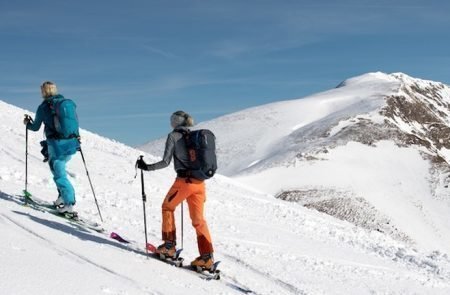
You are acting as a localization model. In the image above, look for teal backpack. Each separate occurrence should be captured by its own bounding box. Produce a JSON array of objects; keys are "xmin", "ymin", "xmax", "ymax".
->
[{"xmin": 49, "ymin": 98, "xmax": 80, "ymax": 139}]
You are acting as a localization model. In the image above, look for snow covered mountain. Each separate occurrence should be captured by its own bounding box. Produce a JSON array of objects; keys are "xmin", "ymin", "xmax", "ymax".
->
[
  {"xmin": 2, "ymin": 82, "xmax": 450, "ymax": 294},
  {"xmin": 141, "ymin": 72, "xmax": 450, "ymax": 255}
]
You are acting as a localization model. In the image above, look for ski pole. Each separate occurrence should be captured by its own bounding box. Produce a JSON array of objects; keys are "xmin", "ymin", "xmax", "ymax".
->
[
  {"xmin": 23, "ymin": 115, "xmax": 33, "ymax": 202},
  {"xmin": 181, "ymin": 201, "xmax": 184, "ymax": 250},
  {"xmin": 79, "ymin": 147, "xmax": 103, "ymax": 222},
  {"xmin": 138, "ymin": 155, "xmax": 149, "ymax": 256}
]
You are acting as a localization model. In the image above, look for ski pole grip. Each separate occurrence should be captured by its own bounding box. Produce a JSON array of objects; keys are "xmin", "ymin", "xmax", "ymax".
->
[
  {"xmin": 139, "ymin": 155, "xmax": 147, "ymax": 202},
  {"xmin": 136, "ymin": 155, "xmax": 144, "ymax": 169},
  {"xmin": 24, "ymin": 114, "xmax": 33, "ymax": 123}
]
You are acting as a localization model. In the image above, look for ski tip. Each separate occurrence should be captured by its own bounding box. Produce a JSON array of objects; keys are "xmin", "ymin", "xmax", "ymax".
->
[
  {"xmin": 110, "ymin": 232, "xmax": 130, "ymax": 243},
  {"xmin": 146, "ymin": 243, "xmax": 157, "ymax": 253}
]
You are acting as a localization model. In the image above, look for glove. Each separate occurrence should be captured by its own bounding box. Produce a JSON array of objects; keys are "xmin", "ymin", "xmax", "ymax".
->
[
  {"xmin": 136, "ymin": 158, "xmax": 149, "ymax": 171},
  {"xmin": 23, "ymin": 115, "xmax": 32, "ymax": 125}
]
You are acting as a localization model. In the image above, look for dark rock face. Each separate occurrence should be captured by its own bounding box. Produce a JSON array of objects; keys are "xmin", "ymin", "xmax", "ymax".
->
[
  {"xmin": 382, "ymin": 94, "xmax": 450, "ymax": 150},
  {"xmin": 379, "ymin": 77, "xmax": 450, "ymax": 165}
]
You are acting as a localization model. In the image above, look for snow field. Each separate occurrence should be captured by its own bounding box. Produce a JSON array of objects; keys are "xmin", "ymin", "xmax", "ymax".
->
[{"xmin": 2, "ymin": 76, "xmax": 450, "ymax": 295}]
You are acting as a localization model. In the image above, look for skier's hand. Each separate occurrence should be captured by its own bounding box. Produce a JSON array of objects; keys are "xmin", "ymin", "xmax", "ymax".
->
[
  {"xmin": 136, "ymin": 158, "xmax": 149, "ymax": 171},
  {"xmin": 23, "ymin": 115, "xmax": 32, "ymax": 125}
]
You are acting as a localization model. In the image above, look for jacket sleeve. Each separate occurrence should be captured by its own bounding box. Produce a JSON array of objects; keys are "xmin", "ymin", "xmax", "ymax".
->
[
  {"xmin": 147, "ymin": 134, "xmax": 175, "ymax": 170},
  {"xmin": 27, "ymin": 105, "xmax": 44, "ymax": 132}
]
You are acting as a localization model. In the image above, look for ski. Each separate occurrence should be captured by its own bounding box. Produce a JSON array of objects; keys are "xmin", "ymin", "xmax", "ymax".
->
[
  {"xmin": 109, "ymin": 235, "xmax": 226, "ymax": 282},
  {"xmin": 110, "ymin": 232, "xmax": 130, "ymax": 244},
  {"xmin": 145, "ymin": 242, "xmax": 221, "ymax": 280},
  {"xmin": 152, "ymin": 252, "xmax": 184, "ymax": 267},
  {"xmin": 145, "ymin": 244, "xmax": 184, "ymax": 267},
  {"xmin": 21, "ymin": 194, "xmax": 105, "ymax": 233},
  {"xmin": 23, "ymin": 195, "xmax": 220, "ymax": 279},
  {"xmin": 188, "ymin": 261, "xmax": 221, "ymax": 281}
]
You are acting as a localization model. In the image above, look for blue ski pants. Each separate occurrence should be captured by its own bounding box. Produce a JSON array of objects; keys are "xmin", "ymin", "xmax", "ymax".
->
[{"xmin": 49, "ymin": 156, "xmax": 75, "ymax": 205}]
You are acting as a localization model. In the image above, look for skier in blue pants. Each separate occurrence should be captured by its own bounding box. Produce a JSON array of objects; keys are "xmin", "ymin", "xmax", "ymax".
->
[
  {"xmin": 49, "ymin": 156, "xmax": 75, "ymax": 206},
  {"xmin": 24, "ymin": 81, "xmax": 80, "ymax": 213}
]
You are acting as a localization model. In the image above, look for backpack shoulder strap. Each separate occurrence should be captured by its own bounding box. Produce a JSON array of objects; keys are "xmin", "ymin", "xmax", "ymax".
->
[
  {"xmin": 46, "ymin": 99, "xmax": 54, "ymax": 109},
  {"xmin": 174, "ymin": 127, "xmax": 190, "ymax": 134},
  {"xmin": 47, "ymin": 97, "xmax": 65, "ymax": 112},
  {"xmin": 174, "ymin": 128, "xmax": 192, "ymax": 144}
]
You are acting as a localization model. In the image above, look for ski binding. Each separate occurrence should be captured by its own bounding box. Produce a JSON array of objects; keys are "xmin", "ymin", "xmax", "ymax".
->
[{"xmin": 157, "ymin": 249, "xmax": 184, "ymax": 267}]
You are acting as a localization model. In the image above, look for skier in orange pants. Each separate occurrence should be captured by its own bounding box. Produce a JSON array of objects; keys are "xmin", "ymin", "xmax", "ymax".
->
[
  {"xmin": 162, "ymin": 178, "xmax": 213, "ymax": 256},
  {"xmin": 137, "ymin": 111, "xmax": 215, "ymax": 270}
]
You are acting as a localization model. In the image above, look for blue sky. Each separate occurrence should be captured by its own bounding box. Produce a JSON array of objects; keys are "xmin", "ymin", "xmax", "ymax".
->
[{"xmin": 1, "ymin": 0, "xmax": 450, "ymax": 145}]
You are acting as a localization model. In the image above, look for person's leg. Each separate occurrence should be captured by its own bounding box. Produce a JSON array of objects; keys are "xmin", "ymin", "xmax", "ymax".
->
[
  {"xmin": 161, "ymin": 178, "xmax": 191, "ymax": 244},
  {"xmin": 51, "ymin": 156, "xmax": 75, "ymax": 205},
  {"xmin": 186, "ymin": 180, "xmax": 214, "ymax": 255}
]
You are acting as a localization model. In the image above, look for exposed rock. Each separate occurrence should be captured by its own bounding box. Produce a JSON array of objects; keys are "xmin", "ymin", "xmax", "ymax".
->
[{"xmin": 277, "ymin": 189, "xmax": 411, "ymax": 243}]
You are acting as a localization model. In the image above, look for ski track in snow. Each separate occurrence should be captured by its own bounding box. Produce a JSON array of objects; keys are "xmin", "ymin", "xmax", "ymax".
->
[
  {"xmin": 222, "ymin": 253, "xmax": 306, "ymax": 295},
  {"xmin": 0, "ymin": 192, "xmax": 255, "ymax": 295},
  {"xmin": 2, "ymin": 213, "xmax": 140, "ymax": 285}
]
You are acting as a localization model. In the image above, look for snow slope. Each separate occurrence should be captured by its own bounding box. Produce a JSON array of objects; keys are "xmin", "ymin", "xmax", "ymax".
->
[
  {"xmin": 140, "ymin": 72, "xmax": 401, "ymax": 176},
  {"xmin": 140, "ymin": 72, "xmax": 450, "ymax": 257},
  {"xmin": 2, "ymin": 99, "xmax": 450, "ymax": 294}
]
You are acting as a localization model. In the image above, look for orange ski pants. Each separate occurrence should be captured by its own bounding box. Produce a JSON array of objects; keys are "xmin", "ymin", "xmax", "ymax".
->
[{"xmin": 161, "ymin": 177, "xmax": 214, "ymax": 255}]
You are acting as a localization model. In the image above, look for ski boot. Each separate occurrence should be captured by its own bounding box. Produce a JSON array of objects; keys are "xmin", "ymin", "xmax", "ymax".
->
[
  {"xmin": 54, "ymin": 196, "xmax": 64, "ymax": 207},
  {"xmin": 55, "ymin": 203, "xmax": 78, "ymax": 219},
  {"xmin": 191, "ymin": 253, "xmax": 215, "ymax": 272},
  {"xmin": 156, "ymin": 241, "xmax": 177, "ymax": 259},
  {"xmin": 53, "ymin": 190, "xmax": 63, "ymax": 208}
]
